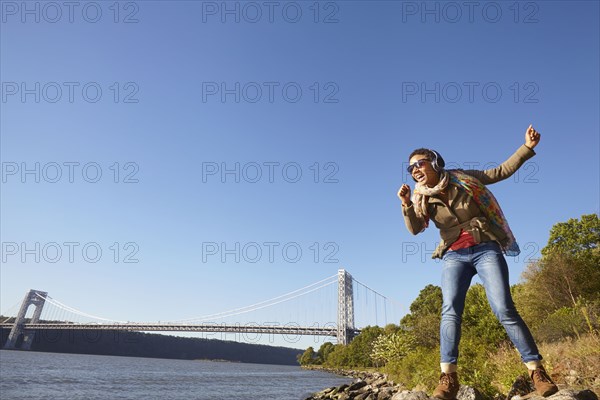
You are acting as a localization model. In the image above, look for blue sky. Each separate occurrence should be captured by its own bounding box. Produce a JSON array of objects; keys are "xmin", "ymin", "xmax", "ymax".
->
[{"xmin": 1, "ymin": 0, "xmax": 599, "ymax": 350}]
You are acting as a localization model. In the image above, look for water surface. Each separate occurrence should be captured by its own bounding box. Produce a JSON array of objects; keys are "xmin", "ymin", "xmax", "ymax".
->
[{"xmin": 0, "ymin": 350, "xmax": 349, "ymax": 399}]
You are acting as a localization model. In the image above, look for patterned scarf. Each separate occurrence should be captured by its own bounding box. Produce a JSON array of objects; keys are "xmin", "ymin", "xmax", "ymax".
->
[{"xmin": 412, "ymin": 169, "xmax": 520, "ymax": 256}]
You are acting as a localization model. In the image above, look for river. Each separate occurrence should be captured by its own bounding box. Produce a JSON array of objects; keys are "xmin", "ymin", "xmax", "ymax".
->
[{"xmin": 0, "ymin": 350, "xmax": 349, "ymax": 399}]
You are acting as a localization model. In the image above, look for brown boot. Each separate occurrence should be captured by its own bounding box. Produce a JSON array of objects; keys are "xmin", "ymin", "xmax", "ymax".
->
[
  {"xmin": 433, "ymin": 372, "xmax": 460, "ymax": 400},
  {"xmin": 530, "ymin": 366, "xmax": 558, "ymax": 397}
]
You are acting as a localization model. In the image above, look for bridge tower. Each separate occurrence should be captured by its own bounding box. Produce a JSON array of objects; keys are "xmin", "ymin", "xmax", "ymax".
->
[
  {"xmin": 337, "ymin": 269, "xmax": 355, "ymax": 345},
  {"xmin": 4, "ymin": 289, "xmax": 48, "ymax": 350}
]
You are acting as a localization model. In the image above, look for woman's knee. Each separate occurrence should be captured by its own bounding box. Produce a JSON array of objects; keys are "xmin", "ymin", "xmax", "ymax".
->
[
  {"xmin": 442, "ymin": 299, "xmax": 465, "ymax": 318},
  {"xmin": 493, "ymin": 305, "xmax": 520, "ymax": 323}
]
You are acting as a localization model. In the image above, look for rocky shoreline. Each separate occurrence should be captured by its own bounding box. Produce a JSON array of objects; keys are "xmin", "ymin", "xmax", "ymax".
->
[
  {"xmin": 302, "ymin": 367, "xmax": 599, "ymax": 400},
  {"xmin": 303, "ymin": 367, "xmax": 400, "ymax": 400}
]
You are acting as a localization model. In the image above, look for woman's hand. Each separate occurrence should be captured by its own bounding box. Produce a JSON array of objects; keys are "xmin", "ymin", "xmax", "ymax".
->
[
  {"xmin": 398, "ymin": 184, "xmax": 412, "ymax": 206},
  {"xmin": 525, "ymin": 124, "xmax": 541, "ymax": 149}
]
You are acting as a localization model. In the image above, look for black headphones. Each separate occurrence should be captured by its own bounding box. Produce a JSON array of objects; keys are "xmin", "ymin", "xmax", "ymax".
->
[
  {"xmin": 429, "ymin": 149, "xmax": 445, "ymax": 171},
  {"xmin": 410, "ymin": 149, "xmax": 445, "ymax": 182}
]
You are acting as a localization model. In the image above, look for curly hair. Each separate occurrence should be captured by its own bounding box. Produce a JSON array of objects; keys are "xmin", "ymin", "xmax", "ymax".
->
[
  {"xmin": 408, "ymin": 148, "xmax": 436, "ymax": 162},
  {"xmin": 408, "ymin": 148, "xmax": 446, "ymax": 172}
]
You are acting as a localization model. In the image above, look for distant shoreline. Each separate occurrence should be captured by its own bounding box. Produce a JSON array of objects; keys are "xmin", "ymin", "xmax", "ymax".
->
[{"xmin": 0, "ymin": 328, "xmax": 302, "ymax": 366}]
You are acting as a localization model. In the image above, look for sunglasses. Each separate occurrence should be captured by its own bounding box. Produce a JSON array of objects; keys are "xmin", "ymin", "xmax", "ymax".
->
[{"xmin": 406, "ymin": 158, "xmax": 430, "ymax": 174}]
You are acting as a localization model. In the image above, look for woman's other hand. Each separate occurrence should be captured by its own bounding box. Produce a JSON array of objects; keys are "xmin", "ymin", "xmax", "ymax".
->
[
  {"xmin": 398, "ymin": 184, "xmax": 412, "ymax": 206},
  {"xmin": 525, "ymin": 124, "xmax": 541, "ymax": 149}
]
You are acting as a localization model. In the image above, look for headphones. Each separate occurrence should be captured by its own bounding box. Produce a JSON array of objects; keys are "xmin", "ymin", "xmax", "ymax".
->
[
  {"xmin": 429, "ymin": 149, "xmax": 445, "ymax": 171},
  {"xmin": 411, "ymin": 149, "xmax": 445, "ymax": 182}
]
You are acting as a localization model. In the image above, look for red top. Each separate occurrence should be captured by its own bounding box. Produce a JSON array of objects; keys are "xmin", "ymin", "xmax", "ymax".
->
[{"xmin": 449, "ymin": 229, "xmax": 478, "ymax": 251}]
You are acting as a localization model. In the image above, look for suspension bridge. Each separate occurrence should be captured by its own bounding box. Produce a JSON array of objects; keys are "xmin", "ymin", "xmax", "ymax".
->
[{"xmin": 1, "ymin": 269, "xmax": 402, "ymax": 350}]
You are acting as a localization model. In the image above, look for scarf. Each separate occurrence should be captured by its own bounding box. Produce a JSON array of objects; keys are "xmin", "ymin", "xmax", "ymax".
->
[{"xmin": 412, "ymin": 169, "xmax": 520, "ymax": 256}]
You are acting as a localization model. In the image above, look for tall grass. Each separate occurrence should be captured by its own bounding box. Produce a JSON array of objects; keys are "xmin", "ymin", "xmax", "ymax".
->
[{"xmin": 384, "ymin": 333, "xmax": 599, "ymax": 399}]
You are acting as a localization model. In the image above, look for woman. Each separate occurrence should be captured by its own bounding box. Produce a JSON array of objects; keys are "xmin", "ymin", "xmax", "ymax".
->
[{"xmin": 397, "ymin": 125, "xmax": 558, "ymax": 399}]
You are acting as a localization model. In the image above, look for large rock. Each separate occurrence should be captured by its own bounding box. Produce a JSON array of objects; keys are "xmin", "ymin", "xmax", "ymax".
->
[
  {"xmin": 457, "ymin": 386, "xmax": 486, "ymax": 400},
  {"xmin": 372, "ymin": 377, "xmax": 390, "ymax": 388},
  {"xmin": 573, "ymin": 390, "xmax": 600, "ymax": 400},
  {"xmin": 391, "ymin": 386, "xmax": 483, "ymax": 400},
  {"xmin": 507, "ymin": 376, "xmax": 536, "ymax": 400},
  {"xmin": 377, "ymin": 387, "xmax": 399, "ymax": 400},
  {"xmin": 512, "ymin": 390, "xmax": 599, "ymax": 400},
  {"xmin": 354, "ymin": 393, "xmax": 376, "ymax": 400},
  {"xmin": 348, "ymin": 380, "xmax": 369, "ymax": 391},
  {"xmin": 391, "ymin": 390, "xmax": 431, "ymax": 400}
]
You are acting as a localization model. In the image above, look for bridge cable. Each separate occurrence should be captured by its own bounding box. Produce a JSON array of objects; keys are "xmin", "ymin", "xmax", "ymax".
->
[
  {"xmin": 38, "ymin": 294, "xmax": 127, "ymax": 323},
  {"xmin": 166, "ymin": 274, "xmax": 338, "ymax": 323},
  {"xmin": 176, "ymin": 280, "xmax": 337, "ymax": 323}
]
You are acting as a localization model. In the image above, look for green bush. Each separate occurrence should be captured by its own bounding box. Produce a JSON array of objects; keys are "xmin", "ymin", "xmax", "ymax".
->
[
  {"xmin": 458, "ymin": 336, "xmax": 502, "ymax": 397},
  {"xmin": 385, "ymin": 345, "xmax": 440, "ymax": 390},
  {"xmin": 491, "ymin": 342, "xmax": 528, "ymax": 393},
  {"xmin": 371, "ymin": 330, "xmax": 416, "ymax": 365},
  {"xmin": 462, "ymin": 284, "xmax": 508, "ymax": 347}
]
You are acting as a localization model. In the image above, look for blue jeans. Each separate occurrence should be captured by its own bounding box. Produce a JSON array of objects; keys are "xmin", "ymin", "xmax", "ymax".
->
[{"xmin": 440, "ymin": 241, "xmax": 541, "ymax": 364}]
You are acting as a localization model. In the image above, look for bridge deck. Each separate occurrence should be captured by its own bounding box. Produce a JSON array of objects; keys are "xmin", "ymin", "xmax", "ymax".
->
[{"xmin": 0, "ymin": 323, "xmax": 360, "ymax": 337}]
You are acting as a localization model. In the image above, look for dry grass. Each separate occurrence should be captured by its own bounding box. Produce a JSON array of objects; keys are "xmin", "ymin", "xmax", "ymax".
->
[
  {"xmin": 489, "ymin": 333, "xmax": 600, "ymax": 396},
  {"xmin": 541, "ymin": 333, "xmax": 600, "ymax": 393}
]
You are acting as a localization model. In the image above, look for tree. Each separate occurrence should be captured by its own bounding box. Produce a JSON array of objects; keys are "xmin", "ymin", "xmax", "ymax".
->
[
  {"xmin": 542, "ymin": 214, "xmax": 599, "ymax": 259},
  {"xmin": 514, "ymin": 214, "xmax": 600, "ymax": 336},
  {"xmin": 316, "ymin": 342, "xmax": 335, "ymax": 364},
  {"xmin": 323, "ymin": 344, "xmax": 349, "ymax": 367},
  {"xmin": 298, "ymin": 346, "xmax": 316, "ymax": 365},
  {"xmin": 383, "ymin": 323, "xmax": 401, "ymax": 336},
  {"xmin": 345, "ymin": 325, "xmax": 384, "ymax": 367},
  {"xmin": 406, "ymin": 284, "xmax": 443, "ymax": 316},
  {"xmin": 516, "ymin": 251, "xmax": 600, "ymax": 334},
  {"xmin": 400, "ymin": 284, "xmax": 442, "ymax": 348}
]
